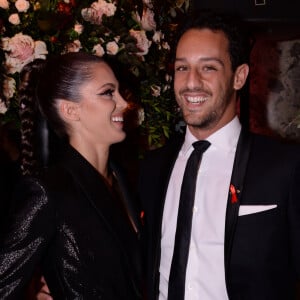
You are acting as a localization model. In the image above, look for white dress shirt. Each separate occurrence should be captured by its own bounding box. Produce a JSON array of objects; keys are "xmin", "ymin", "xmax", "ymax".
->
[{"xmin": 159, "ymin": 117, "xmax": 241, "ymax": 300}]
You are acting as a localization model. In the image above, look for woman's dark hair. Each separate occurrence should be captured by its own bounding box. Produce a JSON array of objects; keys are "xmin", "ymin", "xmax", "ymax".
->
[
  {"xmin": 19, "ymin": 52, "xmax": 105, "ymax": 176},
  {"xmin": 172, "ymin": 10, "xmax": 252, "ymax": 71}
]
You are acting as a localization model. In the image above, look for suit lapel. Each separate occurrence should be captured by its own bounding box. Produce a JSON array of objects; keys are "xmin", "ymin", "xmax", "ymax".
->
[
  {"xmin": 151, "ymin": 136, "xmax": 184, "ymax": 290},
  {"xmin": 224, "ymin": 129, "xmax": 253, "ymax": 291}
]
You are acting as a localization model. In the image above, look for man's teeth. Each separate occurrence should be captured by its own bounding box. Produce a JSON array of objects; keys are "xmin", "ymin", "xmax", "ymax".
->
[
  {"xmin": 112, "ymin": 116, "xmax": 124, "ymax": 122},
  {"xmin": 186, "ymin": 96, "xmax": 207, "ymax": 103}
]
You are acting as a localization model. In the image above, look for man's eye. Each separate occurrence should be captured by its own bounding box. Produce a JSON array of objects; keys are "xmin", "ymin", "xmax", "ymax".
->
[
  {"xmin": 175, "ymin": 65, "xmax": 187, "ymax": 72},
  {"xmin": 203, "ymin": 66, "xmax": 217, "ymax": 71}
]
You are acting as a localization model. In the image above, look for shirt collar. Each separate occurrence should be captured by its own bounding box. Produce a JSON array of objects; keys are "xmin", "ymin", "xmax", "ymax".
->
[{"xmin": 181, "ymin": 116, "xmax": 241, "ymax": 156}]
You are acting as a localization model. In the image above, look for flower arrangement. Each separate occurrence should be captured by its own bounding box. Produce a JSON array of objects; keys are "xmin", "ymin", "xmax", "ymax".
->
[{"xmin": 0, "ymin": 0, "xmax": 190, "ymax": 148}]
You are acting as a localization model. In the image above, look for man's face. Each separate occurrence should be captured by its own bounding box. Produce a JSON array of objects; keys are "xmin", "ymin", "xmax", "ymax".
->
[{"xmin": 174, "ymin": 28, "xmax": 244, "ymax": 138}]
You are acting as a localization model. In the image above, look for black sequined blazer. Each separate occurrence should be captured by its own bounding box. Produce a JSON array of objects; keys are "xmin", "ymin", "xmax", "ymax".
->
[{"xmin": 0, "ymin": 144, "xmax": 142, "ymax": 299}]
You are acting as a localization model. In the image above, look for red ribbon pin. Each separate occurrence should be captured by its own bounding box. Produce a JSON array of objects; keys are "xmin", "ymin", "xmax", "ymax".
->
[{"xmin": 230, "ymin": 184, "xmax": 238, "ymax": 204}]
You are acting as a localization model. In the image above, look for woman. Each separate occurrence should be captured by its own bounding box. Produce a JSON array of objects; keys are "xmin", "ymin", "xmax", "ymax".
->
[{"xmin": 0, "ymin": 52, "xmax": 142, "ymax": 299}]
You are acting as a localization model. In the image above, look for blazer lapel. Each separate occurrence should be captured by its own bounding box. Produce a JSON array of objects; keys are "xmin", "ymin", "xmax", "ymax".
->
[
  {"xmin": 110, "ymin": 160, "xmax": 141, "ymax": 236},
  {"xmin": 224, "ymin": 129, "xmax": 253, "ymax": 292},
  {"xmin": 62, "ymin": 145, "xmax": 137, "ymax": 251}
]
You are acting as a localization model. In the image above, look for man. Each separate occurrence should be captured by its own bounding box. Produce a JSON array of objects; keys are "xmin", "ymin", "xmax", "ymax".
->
[{"xmin": 139, "ymin": 10, "xmax": 300, "ymax": 300}]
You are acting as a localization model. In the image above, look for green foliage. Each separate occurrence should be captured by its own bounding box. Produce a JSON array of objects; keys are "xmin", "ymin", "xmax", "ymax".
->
[{"xmin": 0, "ymin": 0, "xmax": 190, "ymax": 148}]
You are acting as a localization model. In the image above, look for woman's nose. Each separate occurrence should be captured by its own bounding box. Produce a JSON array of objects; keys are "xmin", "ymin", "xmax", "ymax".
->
[{"xmin": 116, "ymin": 93, "xmax": 128, "ymax": 110}]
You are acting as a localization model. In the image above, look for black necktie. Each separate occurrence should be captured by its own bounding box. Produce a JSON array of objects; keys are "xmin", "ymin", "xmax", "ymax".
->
[{"xmin": 168, "ymin": 140, "xmax": 211, "ymax": 300}]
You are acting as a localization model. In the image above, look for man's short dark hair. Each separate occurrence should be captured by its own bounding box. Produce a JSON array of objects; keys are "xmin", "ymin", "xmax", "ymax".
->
[{"xmin": 173, "ymin": 10, "xmax": 251, "ymax": 71}]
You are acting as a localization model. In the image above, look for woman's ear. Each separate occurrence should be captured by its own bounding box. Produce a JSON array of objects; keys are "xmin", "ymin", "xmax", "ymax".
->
[
  {"xmin": 58, "ymin": 99, "xmax": 80, "ymax": 122},
  {"xmin": 233, "ymin": 63, "xmax": 249, "ymax": 90}
]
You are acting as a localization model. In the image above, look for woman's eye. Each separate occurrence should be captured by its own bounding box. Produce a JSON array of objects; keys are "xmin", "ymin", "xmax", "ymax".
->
[{"xmin": 99, "ymin": 89, "xmax": 114, "ymax": 97}]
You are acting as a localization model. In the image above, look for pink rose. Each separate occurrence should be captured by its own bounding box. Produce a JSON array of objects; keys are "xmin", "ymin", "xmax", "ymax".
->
[
  {"xmin": 141, "ymin": 8, "xmax": 156, "ymax": 31},
  {"xmin": 93, "ymin": 44, "xmax": 105, "ymax": 57},
  {"xmin": 8, "ymin": 13, "xmax": 20, "ymax": 25},
  {"xmin": 81, "ymin": 6, "xmax": 104, "ymax": 25},
  {"xmin": 129, "ymin": 29, "xmax": 152, "ymax": 56},
  {"xmin": 2, "ymin": 33, "xmax": 47, "ymax": 74},
  {"xmin": 106, "ymin": 41, "xmax": 119, "ymax": 55},
  {"xmin": 15, "ymin": 0, "xmax": 30, "ymax": 12},
  {"xmin": 100, "ymin": 0, "xmax": 116, "ymax": 17},
  {"xmin": 74, "ymin": 23, "xmax": 84, "ymax": 34},
  {"xmin": 0, "ymin": 0, "xmax": 9, "ymax": 9},
  {"xmin": 6, "ymin": 33, "xmax": 34, "ymax": 61},
  {"xmin": 64, "ymin": 39, "xmax": 82, "ymax": 53},
  {"xmin": 81, "ymin": 0, "xmax": 116, "ymax": 25}
]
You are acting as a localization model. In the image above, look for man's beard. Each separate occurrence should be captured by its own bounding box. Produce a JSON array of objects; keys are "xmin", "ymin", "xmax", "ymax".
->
[{"xmin": 184, "ymin": 109, "xmax": 218, "ymax": 130}]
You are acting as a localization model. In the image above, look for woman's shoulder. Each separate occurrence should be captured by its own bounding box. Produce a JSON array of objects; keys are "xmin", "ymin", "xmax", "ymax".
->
[{"xmin": 14, "ymin": 175, "xmax": 48, "ymax": 205}]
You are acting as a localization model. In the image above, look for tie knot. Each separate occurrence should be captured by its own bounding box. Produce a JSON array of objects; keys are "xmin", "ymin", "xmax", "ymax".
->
[{"xmin": 192, "ymin": 140, "xmax": 210, "ymax": 154}]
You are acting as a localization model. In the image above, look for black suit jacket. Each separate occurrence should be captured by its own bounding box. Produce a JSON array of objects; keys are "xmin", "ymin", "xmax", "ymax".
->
[
  {"xmin": 139, "ymin": 129, "xmax": 300, "ymax": 300},
  {"xmin": 0, "ymin": 144, "xmax": 142, "ymax": 299}
]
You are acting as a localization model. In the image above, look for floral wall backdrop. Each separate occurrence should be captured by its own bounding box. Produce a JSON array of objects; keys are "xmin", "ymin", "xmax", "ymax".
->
[
  {"xmin": 2, "ymin": 1, "xmax": 299, "ymax": 150},
  {"xmin": 0, "ymin": 0, "xmax": 190, "ymax": 149},
  {"xmin": 249, "ymin": 36, "xmax": 300, "ymax": 141}
]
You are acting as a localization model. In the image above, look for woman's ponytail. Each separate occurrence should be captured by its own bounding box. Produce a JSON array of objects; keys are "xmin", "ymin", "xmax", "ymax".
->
[{"xmin": 19, "ymin": 59, "xmax": 46, "ymax": 176}]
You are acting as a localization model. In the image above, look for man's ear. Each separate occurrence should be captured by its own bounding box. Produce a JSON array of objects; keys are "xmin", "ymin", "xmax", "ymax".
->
[
  {"xmin": 233, "ymin": 64, "xmax": 249, "ymax": 91},
  {"xmin": 58, "ymin": 99, "xmax": 80, "ymax": 122}
]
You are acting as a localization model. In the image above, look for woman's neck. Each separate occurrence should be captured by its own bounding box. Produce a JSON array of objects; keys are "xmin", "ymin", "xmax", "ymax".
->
[{"xmin": 69, "ymin": 138, "xmax": 110, "ymax": 179}]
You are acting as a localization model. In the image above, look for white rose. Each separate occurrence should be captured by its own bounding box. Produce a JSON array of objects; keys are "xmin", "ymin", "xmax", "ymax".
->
[
  {"xmin": 34, "ymin": 40, "xmax": 48, "ymax": 59},
  {"xmin": 152, "ymin": 30, "xmax": 163, "ymax": 43},
  {"xmin": 106, "ymin": 41, "xmax": 119, "ymax": 55},
  {"xmin": 170, "ymin": 7, "xmax": 176, "ymax": 18},
  {"xmin": 165, "ymin": 74, "xmax": 172, "ymax": 82},
  {"xmin": 163, "ymin": 84, "xmax": 170, "ymax": 92},
  {"xmin": 150, "ymin": 84, "xmax": 161, "ymax": 97},
  {"xmin": 3, "ymin": 77, "xmax": 16, "ymax": 99},
  {"xmin": 74, "ymin": 23, "xmax": 84, "ymax": 35},
  {"xmin": 162, "ymin": 41, "xmax": 170, "ymax": 50},
  {"xmin": 8, "ymin": 14, "xmax": 20, "ymax": 25},
  {"xmin": 33, "ymin": 2, "xmax": 41, "ymax": 10},
  {"xmin": 1, "ymin": 37, "xmax": 10, "ymax": 51},
  {"xmin": 93, "ymin": 44, "xmax": 105, "ymax": 57},
  {"xmin": 137, "ymin": 108, "xmax": 145, "ymax": 125},
  {"xmin": 0, "ymin": 0, "xmax": 9, "ymax": 9},
  {"xmin": 0, "ymin": 100, "xmax": 8, "ymax": 114},
  {"xmin": 15, "ymin": 0, "xmax": 30, "ymax": 12},
  {"xmin": 5, "ymin": 55, "xmax": 23, "ymax": 74}
]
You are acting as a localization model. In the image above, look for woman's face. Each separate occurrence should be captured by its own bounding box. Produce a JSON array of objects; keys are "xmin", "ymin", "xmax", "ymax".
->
[{"xmin": 75, "ymin": 61, "xmax": 127, "ymax": 147}]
